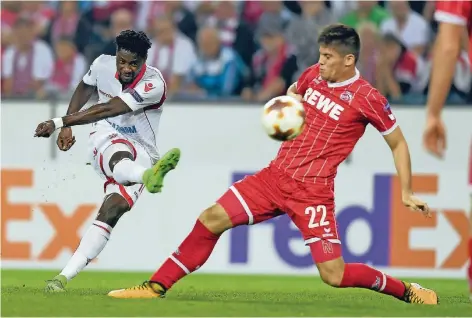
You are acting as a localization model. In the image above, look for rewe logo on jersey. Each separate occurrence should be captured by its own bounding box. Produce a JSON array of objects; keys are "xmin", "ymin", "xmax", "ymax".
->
[{"xmin": 303, "ymin": 88, "xmax": 345, "ymax": 121}]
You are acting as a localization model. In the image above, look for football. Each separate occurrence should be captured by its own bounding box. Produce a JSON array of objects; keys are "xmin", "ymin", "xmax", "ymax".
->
[{"xmin": 261, "ymin": 95, "xmax": 306, "ymax": 141}]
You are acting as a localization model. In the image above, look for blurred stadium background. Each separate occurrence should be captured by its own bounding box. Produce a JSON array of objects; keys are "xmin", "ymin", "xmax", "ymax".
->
[{"xmin": 1, "ymin": 0, "xmax": 471, "ymax": 316}]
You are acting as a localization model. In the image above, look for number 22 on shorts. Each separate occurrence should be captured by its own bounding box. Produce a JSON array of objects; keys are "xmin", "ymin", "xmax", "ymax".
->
[{"xmin": 305, "ymin": 205, "xmax": 329, "ymax": 228}]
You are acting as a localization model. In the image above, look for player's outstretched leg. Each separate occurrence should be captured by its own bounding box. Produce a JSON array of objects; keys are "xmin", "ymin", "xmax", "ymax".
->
[
  {"xmin": 45, "ymin": 194, "xmax": 130, "ymax": 293},
  {"xmin": 107, "ymin": 203, "xmax": 233, "ymax": 298},
  {"xmin": 311, "ymin": 242, "xmax": 439, "ymax": 305},
  {"xmin": 142, "ymin": 148, "xmax": 180, "ymax": 193},
  {"xmin": 113, "ymin": 148, "xmax": 181, "ymax": 193},
  {"xmin": 108, "ymin": 167, "xmax": 280, "ymax": 298}
]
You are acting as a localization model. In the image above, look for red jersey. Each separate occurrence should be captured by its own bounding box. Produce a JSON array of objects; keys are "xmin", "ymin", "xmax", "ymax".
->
[
  {"xmin": 271, "ymin": 64, "xmax": 397, "ymax": 184},
  {"xmin": 435, "ymin": 0, "xmax": 472, "ymax": 67}
]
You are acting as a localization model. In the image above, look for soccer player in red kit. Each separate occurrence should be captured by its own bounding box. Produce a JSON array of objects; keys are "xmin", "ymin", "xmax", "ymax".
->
[
  {"xmin": 423, "ymin": 0, "xmax": 472, "ymax": 301},
  {"xmin": 109, "ymin": 24, "xmax": 438, "ymax": 304}
]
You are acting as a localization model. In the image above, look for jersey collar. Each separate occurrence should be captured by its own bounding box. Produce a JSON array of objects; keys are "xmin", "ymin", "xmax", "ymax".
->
[
  {"xmin": 327, "ymin": 68, "xmax": 360, "ymax": 88},
  {"xmin": 115, "ymin": 64, "xmax": 147, "ymax": 89}
]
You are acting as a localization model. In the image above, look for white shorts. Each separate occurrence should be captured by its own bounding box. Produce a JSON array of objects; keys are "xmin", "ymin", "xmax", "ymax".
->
[{"xmin": 88, "ymin": 121, "xmax": 153, "ymax": 208}]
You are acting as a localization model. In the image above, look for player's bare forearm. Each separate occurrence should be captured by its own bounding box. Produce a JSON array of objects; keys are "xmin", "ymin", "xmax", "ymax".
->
[
  {"xmin": 384, "ymin": 127, "xmax": 412, "ymax": 194},
  {"xmin": 426, "ymin": 22, "xmax": 462, "ymax": 117},
  {"xmin": 392, "ymin": 139, "xmax": 412, "ymax": 195},
  {"xmin": 62, "ymin": 97, "xmax": 132, "ymax": 127},
  {"xmin": 66, "ymin": 81, "xmax": 96, "ymax": 115}
]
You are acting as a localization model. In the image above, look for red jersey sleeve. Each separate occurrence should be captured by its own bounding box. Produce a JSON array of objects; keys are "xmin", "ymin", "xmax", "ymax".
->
[
  {"xmin": 296, "ymin": 64, "xmax": 320, "ymax": 95},
  {"xmin": 435, "ymin": 1, "xmax": 471, "ymax": 26},
  {"xmin": 361, "ymin": 89, "xmax": 398, "ymax": 136}
]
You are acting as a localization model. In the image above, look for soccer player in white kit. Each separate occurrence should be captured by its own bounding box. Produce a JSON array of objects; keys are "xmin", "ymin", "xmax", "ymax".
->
[{"xmin": 34, "ymin": 30, "xmax": 180, "ymax": 292}]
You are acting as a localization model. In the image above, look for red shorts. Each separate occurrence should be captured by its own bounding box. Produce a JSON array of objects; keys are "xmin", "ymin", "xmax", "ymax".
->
[{"xmin": 217, "ymin": 165, "xmax": 341, "ymax": 263}]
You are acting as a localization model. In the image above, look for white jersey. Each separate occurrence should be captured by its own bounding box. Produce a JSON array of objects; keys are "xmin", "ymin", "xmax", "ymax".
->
[{"xmin": 83, "ymin": 54, "xmax": 166, "ymax": 161}]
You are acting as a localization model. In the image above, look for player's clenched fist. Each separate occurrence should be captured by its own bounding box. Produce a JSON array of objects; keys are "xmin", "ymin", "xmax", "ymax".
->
[
  {"xmin": 34, "ymin": 120, "xmax": 56, "ymax": 138},
  {"xmin": 402, "ymin": 192, "xmax": 431, "ymax": 217},
  {"xmin": 57, "ymin": 127, "xmax": 76, "ymax": 151}
]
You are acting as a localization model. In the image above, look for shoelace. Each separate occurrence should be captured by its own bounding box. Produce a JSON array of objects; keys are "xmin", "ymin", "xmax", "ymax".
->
[
  {"xmin": 405, "ymin": 289, "xmax": 424, "ymax": 304},
  {"xmin": 45, "ymin": 279, "xmax": 64, "ymax": 289},
  {"xmin": 129, "ymin": 282, "xmax": 150, "ymax": 290}
]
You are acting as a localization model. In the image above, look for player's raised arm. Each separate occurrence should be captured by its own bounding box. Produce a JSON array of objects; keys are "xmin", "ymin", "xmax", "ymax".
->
[
  {"xmin": 424, "ymin": 1, "xmax": 470, "ymax": 158},
  {"xmin": 426, "ymin": 23, "xmax": 463, "ymax": 117}
]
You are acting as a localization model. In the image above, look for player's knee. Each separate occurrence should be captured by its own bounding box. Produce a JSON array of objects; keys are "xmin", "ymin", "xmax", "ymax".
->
[
  {"xmin": 109, "ymin": 151, "xmax": 134, "ymax": 172},
  {"xmin": 96, "ymin": 194, "xmax": 130, "ymax": 227},
  {"xmin": 317, "ymin": 261, "xmax": 345, "ymax": 287},
  {"xmin": 198, "ymin": 204, "xmax": 233, "ymax": 235},
  {"xmin": 319, "ymin": 268, "xmax": 344, "ymax": 287}
]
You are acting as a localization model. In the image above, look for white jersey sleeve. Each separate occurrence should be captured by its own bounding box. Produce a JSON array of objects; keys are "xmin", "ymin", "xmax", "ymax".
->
[
  {"xmin": 118, "ymin": 76, "xmax": 166, "ymax": 111},
  {"xmin": 82, "ymin": 55, "xmax": 104, "ymax": 86}
]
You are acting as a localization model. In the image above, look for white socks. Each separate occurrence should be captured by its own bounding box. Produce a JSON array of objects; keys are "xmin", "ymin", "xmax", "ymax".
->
[
  {"xmin": 60, "ymin": 220, "xmax": 112, "ymax": 281},
  {"xmin": 59, "ymin": 158, "xmax": 146, "ymax": 281},
  {"xmin": 112, "ymin": 158, "xmax": 147, "ymax": 184}
]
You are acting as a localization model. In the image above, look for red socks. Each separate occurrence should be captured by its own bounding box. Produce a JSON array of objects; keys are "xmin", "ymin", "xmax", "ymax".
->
[
  {"xmin": 340, "ymin": 263, "xmax": 406, "ymax": 299},
  {"xmin": 150, "ymin": 220, "xmax": 220, "ymax": 289}
]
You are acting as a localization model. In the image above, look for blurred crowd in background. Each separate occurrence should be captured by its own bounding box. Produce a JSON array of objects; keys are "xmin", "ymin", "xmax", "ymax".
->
[{"xmin": 1, "ymin": 0, "xmax": 471, "ymax": 104}]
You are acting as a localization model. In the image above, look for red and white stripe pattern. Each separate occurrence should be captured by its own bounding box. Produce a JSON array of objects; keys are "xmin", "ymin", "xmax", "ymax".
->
[
  {"xmin": 229, "ymin": 185, "xmax": 254, "ymax": 225},
  {"xmin": 170, "ymin": 255, "xmax": 190, "ymax": 274},
  {"xmin": 271, "ymin": 64, "xmax": 397, "ymax": 184},
  {"xmin": 98, "ymin": 139, "xmax": 144, "ymax": 208},
  {"xmin": 92, "ymin": 220, "xmax": 112, "ymax": 239}
]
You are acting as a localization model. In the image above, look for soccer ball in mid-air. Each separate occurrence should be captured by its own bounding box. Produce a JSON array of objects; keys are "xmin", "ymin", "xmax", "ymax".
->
[{"xmin": 261, "ymin": 95, "xmax": 306, "ymax": 141}]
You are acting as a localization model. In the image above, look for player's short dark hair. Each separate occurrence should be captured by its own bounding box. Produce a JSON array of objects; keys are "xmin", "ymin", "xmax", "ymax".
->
[
  {"xmin": 317, "ymin": 24, "xmax": 360, "ymax": 62},
  {"xmin": 115, "ymin": 30, "xmax": 152, "ymax": 59}
]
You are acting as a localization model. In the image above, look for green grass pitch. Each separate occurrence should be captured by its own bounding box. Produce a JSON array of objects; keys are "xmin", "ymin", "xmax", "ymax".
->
[{"xmin": 1, "ymin": 269, "xmax": 470, "ymax": 316}]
